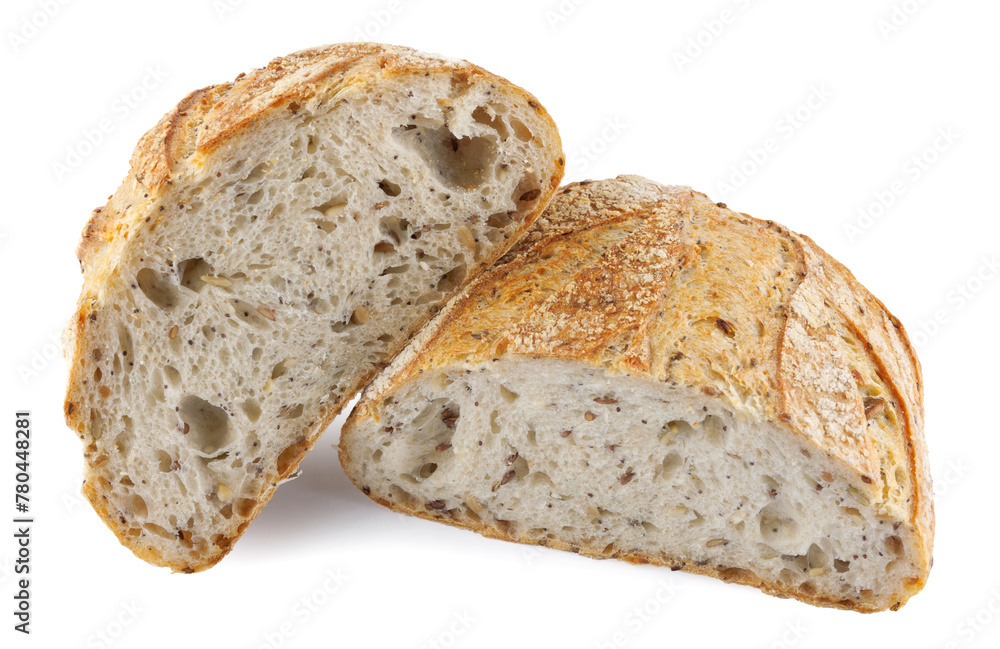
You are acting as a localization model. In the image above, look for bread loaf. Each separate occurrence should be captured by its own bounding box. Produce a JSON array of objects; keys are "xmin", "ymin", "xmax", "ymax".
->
[
  {"xmin": 339, "ymin": 175, "xmax": 932, "ymax": 612},
  {"xmin": 63, "ymin": 43, "xmax": 564, "ymax": 571}
]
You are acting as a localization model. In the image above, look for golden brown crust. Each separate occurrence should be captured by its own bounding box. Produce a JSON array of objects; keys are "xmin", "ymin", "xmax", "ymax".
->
[
  {"xmin": 344, "ymin": 175, "xmax": 932, "ymax": 611},
  {"xmin": 64, "ymin": 42, "xmax": 564, "ymax": 571}
]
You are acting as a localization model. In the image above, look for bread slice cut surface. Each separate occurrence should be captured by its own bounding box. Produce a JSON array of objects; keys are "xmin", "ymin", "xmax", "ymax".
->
[
  {"xmin": 63, "ymin": 42, "xmax": 564, "ymax": 571},
  {"xmin": 340, "ymin": 175, "xmax": 932, "ymax": 612}
]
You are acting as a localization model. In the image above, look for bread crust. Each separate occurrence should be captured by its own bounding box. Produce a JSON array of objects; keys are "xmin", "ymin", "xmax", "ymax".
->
[
  {"xmin": 342, "ymin": 175, "xmax": 932, "ymax": 611},
  {"xmin": 64, "ymin": 43, "xmax": 564, "ymax": 571}
]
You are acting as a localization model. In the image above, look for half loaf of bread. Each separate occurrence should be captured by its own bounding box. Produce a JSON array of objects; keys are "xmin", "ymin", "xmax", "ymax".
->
[
  {"xmin": 340, "ymin": 175, "xmax": 932, "ymax": 612},
  {"xmin": 63, "ymin": 43, "xmax": 564, "ymax": 571}
]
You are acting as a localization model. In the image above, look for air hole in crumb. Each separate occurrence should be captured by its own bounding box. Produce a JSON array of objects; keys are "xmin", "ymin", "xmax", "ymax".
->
[
  {"xmin": 271, "ymin": 359, "xmax": 293, "ymax": 379},
  {"xmin": 660, "ymin": 452, "xmax": 683, "ymax": 480},
  {"xmin": 163, "ymin": 365, "xmax": 181, "ymax": 387},
  {"xmin": 114, "ymin": 424, "xmax": 134, "ymax": 456},
  {"xmin": 278, "ymin": 403, "xmax": 304, "ymax": 419},
  {"xmin": 242, "ymin": 162, "xmax": 267, "ymax": 183},
  {"xmin": 241, "ymin": 399, "xmax": 261, "ymax": 423},
  {"xmin": 178, "ymin": 395, "xmax": 233, "ymax": 455},
  {"xmin": 179, "ymin": 258, "xmax": 211, "ymax": 293},
  {"xmin": 379, "ymin": 216, "xmax": 410, "ymax": 243},
  {"xmin": 308, "ymin": 297, "xmax": 330, "ymax": 314},
  {"xmin": 90, "ymin": 410, "xmax": 104, "ymax": 442},
  {"xmin": 778, "ymin": 569, "xmax": 798, "ymax": 586},
  {"xmin": 842, "ymin": 506, "xmax": 862, "ymax": 520},
  {"xmin": 437, "ymin": 264, "xmax": 467, "ymax": 293},
  {"xmin": 511, "ymin": 175, "xmax": 541, "ymax": 210},
  {"xmin": 487, "ymin": 211, "xmax": 513, "ymax": 229},
  {"xmin": 659, "ymin": 421, "xmax": 689, "ymax": 444},
  {"xmin": 230, "ymin": 299, "xmax": 272, "ymax": 328},
  {"xmin": 528, "ymin": 471, "xmax": 552, "ymax": 487},
  {"xmin": 118, "ymin": 328, "xmax": 134, "ymax": 373},
  {"xmin": 234, "ymin": 498, "xmax": 256, "ymax": 518},
  {"xmin": 511, "ymin": 455, "xmax": 529, "ymax": 480},
  {"xmin": 807, "ymin": 543, "xmax": 830, "ymax": 569},
  {"xmin": 143, "ymin": 523, "xmax": 173, "ymax": 539},
  {"xmin": 156, "ymin": 450, "xmax": 172, "ymax": 472},
  {"xmin": 392, "ymin": 123, "xmax": 497, "ymax": 189},
  {"xmin": 758, "ymin": 504, "xmax": 801, "ymax": 549},
  {"xmin": 762, "ymin": 475, "xmax": 781, "ymax": 496},
  {"xmin": 640, "ymin": 521, "xmax": 660, "ymax": 534},
  {"xmin": 509, "ymin": 118, "xmax": 533, "ymax": 141},
  {"xmin": 135, "ymin": 268, "xmax": 178, "ymax": 310},
  {"xmin": 127, "ymin": 494, "xmax": 148, "ymax": 519},
  {"xmin": 380, "ymin": 264, "xmax": 411, "ymax": 276},
  {"xmin": 415, "ymin": 291, "xmax": 440, "ymax": 306},
  {"xmin": 311, "ymin": 218, "xmax": 337, "ymax": 234},
  {"xmin": 472, "ymin": 105, "xmax": 509, "ymax": 140},
  {"xmin": 388, "ymin": 484, "xmax": 417, "ymax": 508},
  {"xmin": 378, "ymin": 179, "xmax": 401, "ymax": 197}
]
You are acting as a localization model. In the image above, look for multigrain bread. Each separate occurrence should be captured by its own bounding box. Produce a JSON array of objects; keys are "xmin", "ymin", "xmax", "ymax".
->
[
  {"xmin": 339, "ymin": 175, "xmax": 933, "ymax": 612},
  {"xmin": 63, "ymin": 43, "xmax": 564, "ymax": 572}
]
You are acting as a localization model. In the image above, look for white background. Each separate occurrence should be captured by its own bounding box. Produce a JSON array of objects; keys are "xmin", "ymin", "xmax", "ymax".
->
[{"xmin": 2, "ymin": 0, "xmax": 998, "ymax": 647}]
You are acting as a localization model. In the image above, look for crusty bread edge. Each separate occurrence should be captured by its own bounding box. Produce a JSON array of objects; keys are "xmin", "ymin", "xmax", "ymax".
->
[
  {"xmin": 356, "ymin": 486, "xmax": 887, "ymax": 613},
  {"xmin": 63, "ymin": 42, "xmax": 565, "ymax": 572}
]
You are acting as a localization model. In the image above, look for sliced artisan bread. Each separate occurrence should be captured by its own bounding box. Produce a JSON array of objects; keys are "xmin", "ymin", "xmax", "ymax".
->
[
  {"xmin": 63, "ymin": 42, "xmax": 564, "ymax": 572},
  {"xmin": 339, "ymin": 175, "xmax": 933, "ymax": 612}
]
